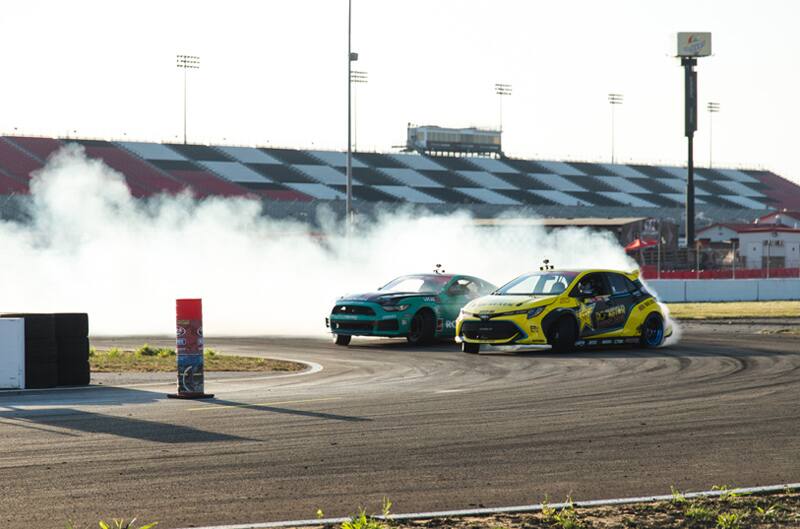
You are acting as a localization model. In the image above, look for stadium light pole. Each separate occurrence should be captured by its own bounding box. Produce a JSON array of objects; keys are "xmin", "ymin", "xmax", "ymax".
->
[
  {"xmin": 494, "ymin": 83, "xmax": 512, "ymax": 131},
  {"xmin": 345, "ymin": 0, "xmax": 360, "ymax": 224},
  {"xmin": 707, "ymin": 101, "xmax": 720, "ymax": 168},
  {"xmin": 351, "ymin": 70, "xmax": 368, "ymax": 152},
  {"xmin": 176, "ymin": 54, "xmax": 200, "ymax": 145},
  {"xmin": 608, "ymin": 93, "xmax": 624, "ymax": 164}
]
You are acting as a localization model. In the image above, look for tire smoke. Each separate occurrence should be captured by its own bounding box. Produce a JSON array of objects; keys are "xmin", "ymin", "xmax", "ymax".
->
[{"xmin": 1, "ymin": 146, "xmax": 643, "ymax": 336}]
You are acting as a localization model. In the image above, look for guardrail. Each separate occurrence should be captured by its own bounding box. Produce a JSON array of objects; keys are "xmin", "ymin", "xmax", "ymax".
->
[{"xmin": 647, "ymin": 279, "xmax": 800, "ymax": 303}]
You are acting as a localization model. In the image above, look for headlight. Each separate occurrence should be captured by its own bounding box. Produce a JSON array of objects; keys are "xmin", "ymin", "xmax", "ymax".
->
[
  {"xmin": 526, "ymin": 306, "xmax": 545, "ymax": 319},
  {"xmin": 382, "ymin": 304, "xmax": 409, "ymax": 312}
]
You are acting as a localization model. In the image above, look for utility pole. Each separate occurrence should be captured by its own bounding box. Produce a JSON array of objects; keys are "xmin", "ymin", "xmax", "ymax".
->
[{"xmin": 346, "ymin": 0, "xmax": 358, "ymax": 224}]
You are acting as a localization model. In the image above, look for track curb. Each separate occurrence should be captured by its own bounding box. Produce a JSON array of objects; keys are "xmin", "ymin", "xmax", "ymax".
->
[{"xmin": 174, "ymin": 482, "xmax": 800, "ymax": 529}]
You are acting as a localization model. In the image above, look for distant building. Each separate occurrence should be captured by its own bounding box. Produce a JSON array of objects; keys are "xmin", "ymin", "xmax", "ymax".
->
[
  {"xmin": 754, "ymin": 209, "xmax": 800, "ymax": 228},
  {"xmin": 406, "ymin": 125, "xmax": 502, "ymax": 157},
  {"xmin": 698, "ymin": 223, "xmax": 800, "ymax": 269}
]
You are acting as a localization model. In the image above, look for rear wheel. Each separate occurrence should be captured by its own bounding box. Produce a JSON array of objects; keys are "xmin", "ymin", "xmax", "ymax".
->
[
  {"xmin": 462, "ymin": 342, "xmax": 480, "ymax": 354},
  {"xmin": 640, "ymin": 313, "xmax": 664, "ymax": 347},
  {"xmin": 407, "ymin": 310, "xmax": 435, "ymax": 345},
  {"xmin": 333, "ymin": 334, "xmax": 351, "ymax": 346},
  {"xmin": 548, "ymin": 317, "xmax": 577, "ymax": 353}
]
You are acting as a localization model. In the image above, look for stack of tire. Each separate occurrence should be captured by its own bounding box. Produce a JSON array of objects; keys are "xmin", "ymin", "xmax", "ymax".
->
[
  {"xmin": 0, "ymin": 313, "xmax": 89, "ymax": 388},
  {"xmin": 54, "ymin": 313, "xmax": 90, "ymax": 386}
]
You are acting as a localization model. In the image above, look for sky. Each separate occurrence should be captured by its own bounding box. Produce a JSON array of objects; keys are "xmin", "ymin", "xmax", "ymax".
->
[{"xmin": 0, "ymin": 0, "xmax": 798, "ymax": 184}]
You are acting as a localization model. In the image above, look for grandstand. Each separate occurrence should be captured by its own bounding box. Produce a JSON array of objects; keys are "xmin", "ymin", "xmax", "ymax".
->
[{"xmin": 1, "ymin": 135, "xmax": 800, "ymax": 231}]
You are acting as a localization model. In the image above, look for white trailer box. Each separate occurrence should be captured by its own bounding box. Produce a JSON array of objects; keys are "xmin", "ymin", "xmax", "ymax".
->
[{"xmin": 0, "ymin": 318, "xmax": 25, "ymax": 389}]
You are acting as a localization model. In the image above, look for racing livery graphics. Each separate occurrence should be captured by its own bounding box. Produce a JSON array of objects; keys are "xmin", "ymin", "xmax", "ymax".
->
[
  {"xmin": 327, "ymin": 273, "xmax": 495, "ymax": 346},
  {"xmin": 456, "ymin": 269, "xmax": 671, "ymax": 354}
]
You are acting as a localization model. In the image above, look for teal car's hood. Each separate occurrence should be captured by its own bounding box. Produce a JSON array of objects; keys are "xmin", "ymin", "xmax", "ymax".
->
[{"xmin": 339, "ymin": 291, "xmax": 437, "ymax": 303}]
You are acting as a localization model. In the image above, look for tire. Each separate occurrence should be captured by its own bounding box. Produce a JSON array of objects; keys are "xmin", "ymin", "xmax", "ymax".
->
[
  {"xmin": 548, "ymin": 317, "xmax": 577, "ymax": 353},
  {"xmin": 640, "ymin": 313, "xmax": 665, "ymax": 348},
  {"xmin": 54, "ymin": 313, "xmax": 89, "ymax": 339},
  {"xmin": 407, "ymin": 310, "xmax": 435, "ymax": 345},
  {"xmin": 1, "ymin": 313, "xmax": 55, "ymax": 340},
  {"xmin": 334, "ymin": 334, "xmax": 352, "ymax": 346},
  {"xmin": 24, "ymin": 337, "xmax": 58, "ymax": 364},
  {"xmin": 25, "ymin": 361, "xmax": 58, "ymax": 389},
  {"xmin": 462, "ymin": 342, "xmax": 480, "ymax": 354}
]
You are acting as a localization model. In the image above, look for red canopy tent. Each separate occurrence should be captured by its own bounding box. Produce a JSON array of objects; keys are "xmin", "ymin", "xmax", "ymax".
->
[{"xmin": 624, "ymin": 238, "xmax": 658, "ymax": 252}]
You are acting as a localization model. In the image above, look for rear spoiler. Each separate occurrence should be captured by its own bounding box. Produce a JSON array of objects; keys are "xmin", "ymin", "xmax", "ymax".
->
[{"xmin": 629, "ymin": 269, "xmax": 641, "ymax": 280}]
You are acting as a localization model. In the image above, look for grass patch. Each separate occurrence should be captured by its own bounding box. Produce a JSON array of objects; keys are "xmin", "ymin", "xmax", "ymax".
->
[
  {"xmin": 666, "ymin": 301, "xmax": 800, "ymax": 319},
  {"xmin": 90, "ymin": 344, "xmax": 304, "ymax": 373}
]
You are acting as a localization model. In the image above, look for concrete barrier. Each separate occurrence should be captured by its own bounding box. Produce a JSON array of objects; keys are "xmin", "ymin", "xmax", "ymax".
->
[{"xmin": 647, "ymin": 279, "xmax": 800, "ymax": 303}]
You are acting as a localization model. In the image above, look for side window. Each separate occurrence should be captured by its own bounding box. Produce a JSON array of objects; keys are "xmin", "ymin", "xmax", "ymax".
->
[
  {"xmin": 607, "ymin": 273, "xmax": 633, "ymax": 295},
  {"xmin": 572, "ymin": 273, "xmax": 610, "ymax": 297}
]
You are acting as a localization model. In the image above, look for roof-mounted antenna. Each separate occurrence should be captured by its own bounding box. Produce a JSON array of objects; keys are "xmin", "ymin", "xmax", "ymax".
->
[
  {"xmin": 433, "ymin": 264, "xmax": 446, "ymax": 275},
  {"xmin": 539, "ymin": 259, "xmax": 554, "ymax": 271}
]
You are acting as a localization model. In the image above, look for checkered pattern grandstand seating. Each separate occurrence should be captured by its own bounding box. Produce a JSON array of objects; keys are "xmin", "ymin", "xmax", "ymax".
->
[{"xmin": 0, "ymin": 136, "xmax": 799, "ymax": 211}]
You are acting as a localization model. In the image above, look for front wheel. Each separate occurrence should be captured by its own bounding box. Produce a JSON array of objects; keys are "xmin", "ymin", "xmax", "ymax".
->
[
  {"xmin": 407, "ymin": 310, "xmax": 435, "ymax": 345},
  {"xmin": 640, "ymin": 313, "xmax": 664, "ymax": 348},
  {"xmin": 462, "ymin": 342, "xmax": 480, "ymax": 354},
  {"xmin": 548, "ymin": 317, "xmax": 577, "ymax": 353},
  {"xmin": 334, "ymin": 334, "xmax": 351, "ymax": 346}
]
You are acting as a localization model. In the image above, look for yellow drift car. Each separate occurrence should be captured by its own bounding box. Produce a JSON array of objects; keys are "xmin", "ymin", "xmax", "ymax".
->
[{"xmin": 456, "ymin": 269, "xmax": 672, "ymax": 354}]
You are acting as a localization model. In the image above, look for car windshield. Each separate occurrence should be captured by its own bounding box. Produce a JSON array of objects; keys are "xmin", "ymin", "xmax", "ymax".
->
[
  {"xmin": 380, "ymin": 275, "xmax": 450, "ymax": 293},
  {"xmin": 494, "ymin": 272, "xmax": 578, "ymax": 296}
]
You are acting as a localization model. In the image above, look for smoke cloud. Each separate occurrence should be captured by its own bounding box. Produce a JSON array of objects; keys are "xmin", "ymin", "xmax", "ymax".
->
[{"xmin": 1, "ymin": 146, "xmax": 651, "ymax": 337}]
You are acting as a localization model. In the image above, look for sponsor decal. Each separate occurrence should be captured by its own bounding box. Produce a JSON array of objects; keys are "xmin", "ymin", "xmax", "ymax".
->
[{"xmin": 445, "ymin": 320, "xmax": 457, "ymax": 329}]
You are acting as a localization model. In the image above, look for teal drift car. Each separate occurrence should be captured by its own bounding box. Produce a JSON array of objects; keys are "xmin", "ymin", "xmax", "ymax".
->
[{"xmin": 327, "ymin": 273, "xmax": 495, "ymax": 346}]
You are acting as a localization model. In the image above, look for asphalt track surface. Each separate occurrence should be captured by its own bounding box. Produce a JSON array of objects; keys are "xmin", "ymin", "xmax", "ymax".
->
[{"xmin": 1, "ymin": 324, "xmax": 799, "ymax": 528}]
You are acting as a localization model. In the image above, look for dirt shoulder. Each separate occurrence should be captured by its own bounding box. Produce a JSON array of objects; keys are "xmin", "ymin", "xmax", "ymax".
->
[
  {"xmin": 90, "ymin": 345, "xmax": 305, "ymax": 373},
  {"xmin": 310, "ymin": 490, "xmax": 800, "ymax": 529}
]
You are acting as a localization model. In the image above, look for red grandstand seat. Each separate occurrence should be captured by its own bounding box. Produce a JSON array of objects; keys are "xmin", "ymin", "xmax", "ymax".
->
[
  {"xmin": 0, "ymin": 171, "xmax": 29, "ymax": 194},
  {"xmin": 0, "ymin": 138, "xmax": 44, "ymax": 179},
  {"xmin": 6, "ymin": 136, "xmax": 63, "ymax": 161},
  {"xmin": 167, "ymin": 169, "xmax": 253, "ymax": 198},
  {"xmin": 82, "ymin": 144, "xmax": 186, "ymax": 197}
]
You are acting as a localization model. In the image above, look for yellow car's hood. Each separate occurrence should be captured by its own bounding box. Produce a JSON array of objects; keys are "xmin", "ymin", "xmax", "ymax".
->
[{"xmin": 464, "ymin": 294, "xmax": 559, "ymax": 314}]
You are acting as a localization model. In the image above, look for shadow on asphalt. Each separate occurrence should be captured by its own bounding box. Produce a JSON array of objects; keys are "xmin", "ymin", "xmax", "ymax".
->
[
  {"xmin": 0, "ymin": 407, "xmax": 250, "ymax": 443},
  {"xmin": 190, "ymin": 398, "xmax": 371, "ymax": 423}
]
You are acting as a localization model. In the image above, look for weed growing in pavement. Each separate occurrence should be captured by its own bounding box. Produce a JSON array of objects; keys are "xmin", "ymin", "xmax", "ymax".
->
[
  {"xmin": 712, "ymin": 485, "xmax": 740, "ymax": 503},
  {"xmin": 754, "ymin": 503, "xmax": 780, "ymax": 520},
  {"xmin": 340, "ymin": 498, "xmax": 393, "ymax": 529},
  {"xmin": 543, "ymin": 496, "xmax": 583, "ymax": 529},
  {"xmin": 340, "ymin": 509, "xmax": 387, "ymax": 529},
  {"xmin": 316, "ymin": 508, "xmax": 325, "ymax": 519},
  {"xmin": 107, "ymin": 347, "xmax": 122, "ymax": 358},
  {"xmin": 205, "ymin": 348, "xmax": 217, "ymax": 358},
  {"xmin": 89, "ymin": 346, "xmax": 96, "ymax": 357},
  {"xmin": 670, "ymin": 486, "xmax": 687, "ymax": 505},
  {"xmin": 715, "ymin": 512, "xmax": 742, "ymax": 529},
  {"xmin": 685, "ymin": 503, "xmax": 717, "ymax": 523},
  {"xmin": 67, "ymin": 519, "xmax": 157, "ymax": 529},
  {"xmin": 541, "ymin": 495, "xmax": 556, "ymax": 520}
]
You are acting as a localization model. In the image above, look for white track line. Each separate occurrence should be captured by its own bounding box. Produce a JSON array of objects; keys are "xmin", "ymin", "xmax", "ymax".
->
[
  {"xmin": 174, "ymin": 482, "xmax": 800, "ymax": 529},
  {"xmin": 0, "ymin": 359, "xmax": 322, "ymax": 396}
]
